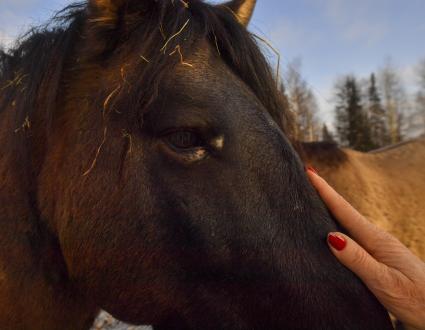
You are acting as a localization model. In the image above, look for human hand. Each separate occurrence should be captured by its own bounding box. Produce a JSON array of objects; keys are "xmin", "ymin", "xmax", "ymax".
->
[{"xmin": 307, "ymin": 168, "xmax": 425, "ymax": 330}]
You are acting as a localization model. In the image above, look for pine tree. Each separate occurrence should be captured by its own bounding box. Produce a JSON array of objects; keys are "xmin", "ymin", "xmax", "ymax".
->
[
  {"xmin": 416, "ymin": 59, "xmax": 425, "ymax": 135},
  {"xmin": 322, "ymin": 124, "xmax": 334, "ymax": 142},
  {"xmin": 367, "ymin": 73, "xmax": 388, "ymax": 147},
  {"xmin": 334, "ymin": 76, "xmax": 374, "ymax": 151}
]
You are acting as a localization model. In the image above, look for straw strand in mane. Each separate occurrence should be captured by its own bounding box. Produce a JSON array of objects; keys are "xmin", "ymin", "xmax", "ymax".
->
[{"xmin": 1, "ymin": 1, "xmax": 292, "ymax": 145}]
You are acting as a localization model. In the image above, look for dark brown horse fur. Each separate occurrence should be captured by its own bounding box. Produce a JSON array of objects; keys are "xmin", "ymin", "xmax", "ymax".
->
[
  {"xmin": 298, "ymin": 141, "xmax": 348, "ymax": 168},
  {"xmin": 0, "ymin": 1, "xmax": 392, "ymax": 329}
]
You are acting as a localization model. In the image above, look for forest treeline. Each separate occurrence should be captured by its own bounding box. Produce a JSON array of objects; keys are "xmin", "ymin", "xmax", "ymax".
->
[{"xmin": 283, "ymin": 58, "xmax": 425, "ymax": 151}]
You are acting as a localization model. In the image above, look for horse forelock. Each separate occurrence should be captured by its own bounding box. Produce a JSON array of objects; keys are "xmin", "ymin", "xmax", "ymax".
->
[{"xmin": 1, "ymin": 0, "xmax": 293, "ymax": 145}]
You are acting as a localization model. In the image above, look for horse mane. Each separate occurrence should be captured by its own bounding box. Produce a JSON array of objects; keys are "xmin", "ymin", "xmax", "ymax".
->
[
  {"xmin": 368, "ymin": 138, "xmax": 424, "ymax": 154},
  {"xmin": 0, "ymin": 4, "xmax": 85, "ymax": 130},
  {"xmin": 0, "ymin": 0, "xmax": 293, "ymax": 137},
  {"xmin": 299, "ymin": 141, "xmax": 348, "ymax": 167}
]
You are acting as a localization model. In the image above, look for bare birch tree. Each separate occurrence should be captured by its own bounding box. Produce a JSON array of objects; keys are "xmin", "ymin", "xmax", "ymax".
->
[
  {"xmin": 285, "ymin": 58, "xmax": 321, "ymax": 142},
  {"xmin": 415, "ymin": 58, "xmax": 425, "ymax": 135},
  {"xmin": 379, "ymin": 60, "xmax": 406, "ymax": 143}
]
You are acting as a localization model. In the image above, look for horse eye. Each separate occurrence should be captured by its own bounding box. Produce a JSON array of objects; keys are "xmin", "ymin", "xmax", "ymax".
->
[{"xmin": 165, "ymin": 130, "xmax": 203, "ymax": 150}]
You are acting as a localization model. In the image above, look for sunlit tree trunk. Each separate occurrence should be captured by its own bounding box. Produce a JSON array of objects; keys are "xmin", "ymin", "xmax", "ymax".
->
[
  {"xmin": 285, "ymin": 58, "xmax": 321, "ymax": 142},
  {"xmin": 379, "ymin": 60, "xmax": 406, "ymax": 144}
]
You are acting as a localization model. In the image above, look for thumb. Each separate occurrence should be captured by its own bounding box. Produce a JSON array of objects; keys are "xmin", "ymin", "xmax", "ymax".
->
[{"xmin": 327, "ymin": 232, "xmax": 390, "ymax": 288}]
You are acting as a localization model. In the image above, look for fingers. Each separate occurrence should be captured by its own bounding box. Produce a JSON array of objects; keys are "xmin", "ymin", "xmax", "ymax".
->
[
  {"xmin": 306, "ymin": 168, "xmax": 425, "ymax": 329},
  {"xmin": 328, "ymin": 232, "xmax": 425, "ymax": 329},
  {"xmin": 307, "ymin": 169, "xmax": 389, "ymax": 254},
  {"xmin": 307, "ymin": 169, "xmax": 424, "ymax": 276},
  {"xmin": 327, "ymin": 232, "xmax": 390, "ymax": 287}
]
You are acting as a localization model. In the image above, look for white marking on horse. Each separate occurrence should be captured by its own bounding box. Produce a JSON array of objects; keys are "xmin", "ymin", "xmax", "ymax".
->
[{"xmin": 211, "ymin": 136, "xmax": 224, "ymax": 150}]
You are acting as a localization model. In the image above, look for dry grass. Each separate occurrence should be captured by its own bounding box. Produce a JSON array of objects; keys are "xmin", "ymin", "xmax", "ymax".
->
[
  {"xmin": 83, "ymin": 126, "xmax": 108, "ymax": 176},
  {"xmin": 213, "ymin": 32, "xmax": 221, "ymax": 56},
  {"xmin": 1, "ymin": 72, "xmax": 27, "ymax": 91},
  {"xmin": 160, "ymin": 19, "xmax": 190, "ymax": 53},
  {"xmin": 14, "ymin": 115, "xmax": 31, "ymax": 133},
  {"xmin": 139, "ymin": 55, "xmax": 150, "ymax": 63},
  {"xmin": 180, "ymin": 0, "xmax": 189, "ymax": 8},
  {"xmin": 103, "ymin": 84, "xmax": 121, "ymax": 117},
  {"xmin": 169, "ymin": 45, "xmax": 193, "ymax": 67},
  {"xmin": 83, "ymin": 82, "xmax": 122, "ymax": 176},
  {"xmin": 252, "ymin": 33, "xmax": 281, "ymax": 88}
]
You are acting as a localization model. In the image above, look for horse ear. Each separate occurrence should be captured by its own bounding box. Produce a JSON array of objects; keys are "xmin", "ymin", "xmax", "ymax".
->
[{"xmin": 225, "ymin": 0, "xmax": 257, "ymax": 26}]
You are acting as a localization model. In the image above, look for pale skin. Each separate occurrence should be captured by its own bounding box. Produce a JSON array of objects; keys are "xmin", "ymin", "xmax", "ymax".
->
[{"xmin": 307, "ymin": 169, "xmax": 425, "ymax": 330}]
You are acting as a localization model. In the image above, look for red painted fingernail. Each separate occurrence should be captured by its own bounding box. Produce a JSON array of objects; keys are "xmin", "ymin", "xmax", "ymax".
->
[
  {"xmin": 306, "ymin": 166, "xmax": 318, "ymax": 174},
  {"xmin": 328, "ymin": 233, "xmax": 347, "ymax": 251}
]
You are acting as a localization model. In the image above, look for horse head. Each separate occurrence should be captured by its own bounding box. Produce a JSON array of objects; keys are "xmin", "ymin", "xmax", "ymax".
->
[{"xmin": 0, "ymin": 0, "xmax": 392, "ymax": 329}]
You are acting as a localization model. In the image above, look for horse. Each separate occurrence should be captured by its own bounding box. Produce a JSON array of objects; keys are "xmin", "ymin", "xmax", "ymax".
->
[
  {"xmin": 0, "ymin": 1, "xmax": 393, "ymax": 329},
  {"xmin": 302, "ymin": 138, "xmax": 425, "ymax": 261}
]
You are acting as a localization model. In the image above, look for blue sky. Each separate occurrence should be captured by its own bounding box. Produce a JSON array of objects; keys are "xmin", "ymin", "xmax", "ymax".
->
[{"xmin": 1, "ymin": 0, "xmax": 425, "ymax": 124}]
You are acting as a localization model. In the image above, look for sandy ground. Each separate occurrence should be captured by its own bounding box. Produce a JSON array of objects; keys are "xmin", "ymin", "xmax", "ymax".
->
[{"xmin": 90, "ymin": 311, "xmax": 152, "ymax": 330}]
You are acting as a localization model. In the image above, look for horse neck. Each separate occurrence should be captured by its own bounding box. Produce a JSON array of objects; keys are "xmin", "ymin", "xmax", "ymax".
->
[{"xmin": 0, "ymin": 93, "xmax": 98, "ymax": 330}]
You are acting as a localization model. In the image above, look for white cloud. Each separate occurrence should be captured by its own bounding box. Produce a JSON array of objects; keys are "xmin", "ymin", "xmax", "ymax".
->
[
  {"xmin": 314, "ymin": 83, "xmax": 336, "ymax": 128},
  {"xmin": 0, "ymin": 1, "xmax": 51, "ymax": 49},
  {"xmin": 0, "ymin": 10, "xmax": 30, "ymax": 49},
  {"xmin": 399, "ymin": 63, "xmax": 420, "ymax": 92},
  {"xmin": 0, "ymin": 28, "xmax": 17, "ymax": 49},
  {"xmin": 261, "ymin": 18, "xmax": 323, "ymax": 60},
  {"xmin": 343, "ymin": 21, "xmax": 388, "ymax": 46},
  {"xmin": 320, "ymin": 0, "xmax": 389, "ymax": 45}
]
